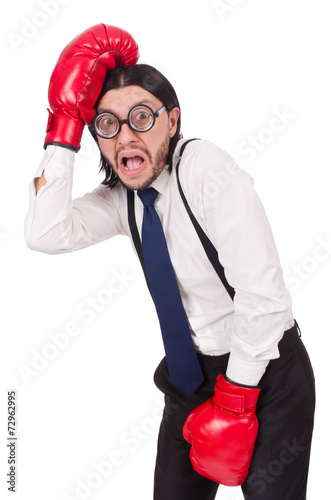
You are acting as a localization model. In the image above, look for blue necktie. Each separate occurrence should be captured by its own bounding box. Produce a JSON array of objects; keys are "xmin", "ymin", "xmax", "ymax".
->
[{"xmin": 137, "ymin": 187, "xmax": 204, "ymax": 395}]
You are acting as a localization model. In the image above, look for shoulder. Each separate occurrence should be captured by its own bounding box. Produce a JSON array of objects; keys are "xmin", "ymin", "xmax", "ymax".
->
[
  {"xmin": 173, "ymin": 138, "xmax": 254, "ymax": 202},
  {"xmin": 173, "ymin": 138, "xmax": 233, "ymax": 168}
]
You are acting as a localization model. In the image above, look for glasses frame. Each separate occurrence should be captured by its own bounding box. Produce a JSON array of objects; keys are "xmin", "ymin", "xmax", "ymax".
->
[{"xmin": 92, "ymin": 104, "xmax": 167, "ymax": 139}]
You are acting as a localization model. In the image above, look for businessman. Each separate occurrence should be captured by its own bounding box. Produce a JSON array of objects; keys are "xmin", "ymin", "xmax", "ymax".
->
[{"xmin": 25, "ymin": 24, "xmax": 315, "ymax": 499}]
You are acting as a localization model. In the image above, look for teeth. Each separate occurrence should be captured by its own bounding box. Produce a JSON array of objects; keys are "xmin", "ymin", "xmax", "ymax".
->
[{"xmin": 122, "ymin": 155, "xmax": 144, "ymax": 172}]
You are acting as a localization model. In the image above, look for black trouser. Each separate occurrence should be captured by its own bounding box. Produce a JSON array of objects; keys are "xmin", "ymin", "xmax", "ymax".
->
[{"xmin": 153, "ymin": 323, "xmax": 315, "ymax": 500}]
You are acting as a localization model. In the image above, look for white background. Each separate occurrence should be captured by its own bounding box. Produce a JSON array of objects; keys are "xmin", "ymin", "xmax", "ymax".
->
[{"xmin": 1, "ymin": 0, "xmax": 330, "ymax": 498}]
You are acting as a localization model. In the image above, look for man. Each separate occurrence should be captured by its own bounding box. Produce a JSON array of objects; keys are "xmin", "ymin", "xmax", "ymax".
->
[{"xmin": 24, "ymin": 24, "xmax": 315, "ymax": 500}]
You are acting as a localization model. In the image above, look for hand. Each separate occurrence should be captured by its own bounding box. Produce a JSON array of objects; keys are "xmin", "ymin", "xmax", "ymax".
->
[
  {"xmin": 183, "ymin": 374, "xmax": 260, "ymax": 486},
  {"xmin": 44, "ymin": 24, "xmax": 139, "ymax": 151}
]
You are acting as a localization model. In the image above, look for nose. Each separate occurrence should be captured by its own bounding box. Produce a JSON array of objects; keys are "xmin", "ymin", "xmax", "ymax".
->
[{"xmin": 116, "ymin": 122, "xmax": 140, "ymax": 145}]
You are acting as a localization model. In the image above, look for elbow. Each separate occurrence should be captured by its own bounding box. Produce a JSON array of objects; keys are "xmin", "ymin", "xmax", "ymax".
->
[
  {"xmin": 25, "ymin": 234, "xmax": 60, "ymax": 255},
  {"xmin": 24, "ymin": 229, "xmax": 68, "ymax": 255}
]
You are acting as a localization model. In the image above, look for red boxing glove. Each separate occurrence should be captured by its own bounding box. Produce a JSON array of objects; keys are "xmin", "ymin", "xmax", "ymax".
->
[
  {"xmin": 44, "ymin": 24, "xmax": 139, "ymax": 151},
  {"xmin": 183, "ymin": 375, "xmax": 260, "ymax": 486}
]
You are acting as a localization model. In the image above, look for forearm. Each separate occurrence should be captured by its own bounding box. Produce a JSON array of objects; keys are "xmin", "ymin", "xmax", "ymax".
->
[
  {"xmin": 25, "ymin": 146, "xmax": 125, "ymax": 254},
  {"xmin": 25, "ymin": 24, "xmax": 138, "ymax": 254},
  {"xmin": 34, "ymin": 171, "xmax": 47, "ymax": 195},
  {"xmin": 24, "ymin": 146, "xmax": 76, "ymax": 253},
  {"xmin": 226, "ymin": 291, "xmax": 294, "ymax": 385}
]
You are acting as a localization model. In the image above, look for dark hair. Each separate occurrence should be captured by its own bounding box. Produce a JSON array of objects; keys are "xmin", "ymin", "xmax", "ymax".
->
[{"xmin": 88, "ymin": 64, "xmax": 181, "ymax": 189}]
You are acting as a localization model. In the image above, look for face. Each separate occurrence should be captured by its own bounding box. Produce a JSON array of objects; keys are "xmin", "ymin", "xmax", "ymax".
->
[{"xmin": 96, "ymin": 85, "xmax": 180, "ymax": 191}]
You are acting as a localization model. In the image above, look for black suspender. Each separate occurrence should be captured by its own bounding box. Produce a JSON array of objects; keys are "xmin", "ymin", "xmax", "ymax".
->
[
  {"xmin": 175, "ymin": 140, "xmax": 236, "ymax": 300},
  {"xmin": 127, "ymin": 139, "xmax": 235, "ymax": 301}
]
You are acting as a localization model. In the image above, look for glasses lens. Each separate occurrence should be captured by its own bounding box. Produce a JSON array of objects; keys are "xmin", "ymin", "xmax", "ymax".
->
[
  {"xmin": 130, "ymin": 106, "xmax": 154, "ymax": 132},
  {"xmin": 95, "ymin": 113, "xmax": 118, "ymax": 138}
]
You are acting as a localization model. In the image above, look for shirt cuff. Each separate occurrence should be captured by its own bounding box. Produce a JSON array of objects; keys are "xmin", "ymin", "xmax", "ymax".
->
[
  {"xmin": 225, "ymin": 353, "xmax": 270, "ymax": 386},
  {"xmin": 35, "ymin": 145, "xmax": 75, "ymax": 180}
]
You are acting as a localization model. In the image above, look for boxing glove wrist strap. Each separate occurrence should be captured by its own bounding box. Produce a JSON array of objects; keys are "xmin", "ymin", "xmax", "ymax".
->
[
  {"xmin": 44, "ymin": 109, "xmax": 85, "ymax": 151},
  {"xmin": 213, "ymin": 375, "xmax": 260, "ymax": 414}
]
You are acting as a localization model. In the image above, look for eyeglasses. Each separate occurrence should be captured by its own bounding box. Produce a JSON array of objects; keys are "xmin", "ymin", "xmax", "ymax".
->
[{"xmin": 92, "ymin": 104, "xmax": 167, "ymax": 139}]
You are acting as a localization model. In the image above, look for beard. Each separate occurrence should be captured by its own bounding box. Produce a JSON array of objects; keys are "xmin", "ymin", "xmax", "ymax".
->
[{"xmin": 102, "ymin": 135, "xmax": 170, "ymax": 191}]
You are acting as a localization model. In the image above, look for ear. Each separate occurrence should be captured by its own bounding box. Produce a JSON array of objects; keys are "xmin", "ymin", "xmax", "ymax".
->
[{"xmin": 168, "ymin": 107, "xmax": 180, "ymax": 138}]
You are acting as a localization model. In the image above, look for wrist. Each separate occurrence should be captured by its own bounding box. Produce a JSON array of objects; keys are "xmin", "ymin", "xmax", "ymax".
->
[
  {"xmin": 226, "ymin": 353, "xmax": 269, "ymax": 387},
  {"xmin": 213, "ymin": 374, "xmax": 260, "ymax": 414},
  {"xmin": 223, "ymin": 374, "xmax": 259, "ymax": 389}
]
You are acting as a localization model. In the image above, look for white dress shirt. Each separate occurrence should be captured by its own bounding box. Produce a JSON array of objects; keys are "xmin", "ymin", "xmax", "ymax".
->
[{"xmin": 24, "ymin": 138, "xmax": 294, "ymax": 386}]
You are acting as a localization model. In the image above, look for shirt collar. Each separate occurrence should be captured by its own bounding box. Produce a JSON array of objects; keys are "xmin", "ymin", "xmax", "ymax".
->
[
  {"xmin": 149, "ymin": 164, "xmax": 171, "ymax": 196},
  {"xmin": 133, "ymin": 139, "xmax": 185, "ymax": 197}
]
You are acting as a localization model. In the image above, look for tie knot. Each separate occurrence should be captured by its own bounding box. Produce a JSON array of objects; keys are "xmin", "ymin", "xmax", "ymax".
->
[{"xmin": 138, "ymin": 187, "xmax": 159, "ymax": 206}]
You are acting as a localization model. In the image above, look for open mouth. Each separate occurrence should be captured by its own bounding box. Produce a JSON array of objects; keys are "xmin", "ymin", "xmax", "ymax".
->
[
  {"xmin": 123, "ymin": 155, "xmax": 144, "ymax": 171},
  {"xmin": 119, "ymin": 153, "xmax": 147, "ymax": 177}
]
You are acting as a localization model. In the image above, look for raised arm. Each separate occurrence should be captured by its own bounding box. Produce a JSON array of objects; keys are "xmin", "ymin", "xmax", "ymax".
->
[{"xmin": 25, "ymin": 24, "xmax": 139, "ymax": 253}]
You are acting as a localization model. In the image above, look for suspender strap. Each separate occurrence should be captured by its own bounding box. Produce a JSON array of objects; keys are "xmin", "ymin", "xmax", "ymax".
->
[
  {"xmin": 175, "ymin": 139, "xmax": 235, "ymax": 300},
  {"xmin": 127, "ymin": 139, "xmax": 235, "ymax": 301}
]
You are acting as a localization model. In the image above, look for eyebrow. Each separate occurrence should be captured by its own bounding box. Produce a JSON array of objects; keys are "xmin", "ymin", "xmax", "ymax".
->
[{"xmin": 97, "ymin": 100, "xmax": 157, "ymax": 114}]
